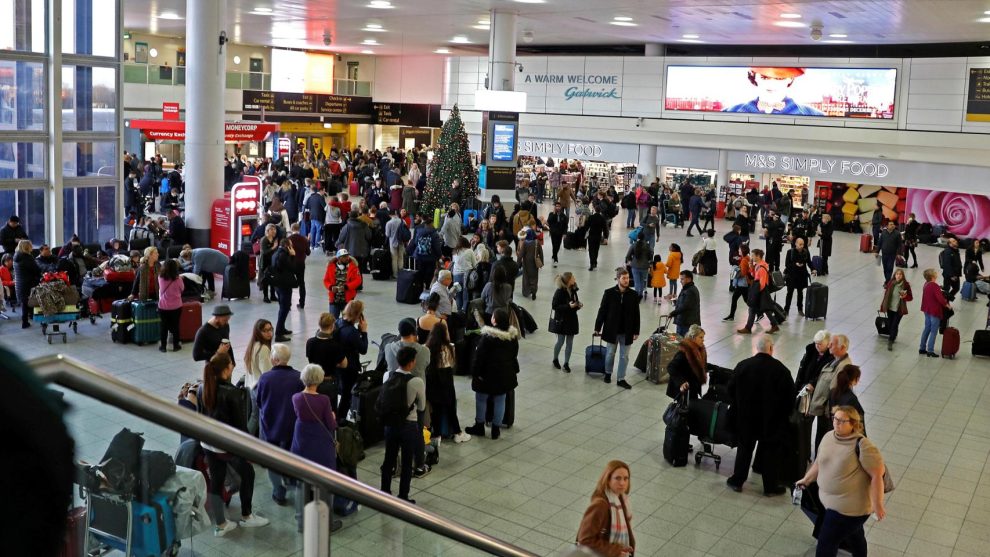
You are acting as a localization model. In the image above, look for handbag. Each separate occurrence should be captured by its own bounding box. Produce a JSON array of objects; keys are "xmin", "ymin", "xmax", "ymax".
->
[
  {"xmin": 662, "ymin": 394, "xmax": 688, "ymax": 426},
  {"xmin": 856, "ymin": 438, "xmax": 895, "ymax": 493},
  {"xmin": 548, "ymin": 309, "xmax": 563, "ymax": 334}
]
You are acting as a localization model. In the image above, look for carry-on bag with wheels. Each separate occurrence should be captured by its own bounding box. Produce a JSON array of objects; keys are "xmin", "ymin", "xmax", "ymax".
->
[
  {"xmin": 962, "ymin": 281, "xmax": 977, "ymax": 301},
  {"xmin": 178, "ymin": 301, "xmax": 202, "ymax": 343},
  {"xmin": 349, "ymin": 378, "xmax": 384, "ymax": 447},
  {"xmin": 88, "ymin": 490, "xmax": 179, "ymax": 557},
  {"xmin": 942, "ymin": 326, "xmax": 961, "ymax": 358},
  {"xmin": 110, "ymin": 299, "xmax": 133, "ymax": 344},
  {"xmin": 395, "ymin": 269, "xmax": 422, "ymax": 304},
  {"xmin": 973, "ymin": 329, "xmax": 990, "ymax": 357},
  {"xmin": 130, "ymin": 300, "xmax": 161, "ymax": 345},
  {"xmin": 859, "ymin": 233, "xmax": 873, "ymax": 253},
  {"xmin": 875, "ymin": 311, "xmax": 890, "ymax": 336},
  {"xmin": 662, "ymin": 395, "xmax": 690, "ymax": 467},
  {"xmin": 804, "ymin": 282, "xmax": 828, "ymax": 320},
  {"xmin": 370, "ymin": 248, "xmax": 392, "ymax": 281},
  {"xmin": 221, "ymin": 263, "xmax": 250, "ymax": 300},
  {"xmin": 584, "ymin": 334, "xmax": 607, "ymax": 375}
]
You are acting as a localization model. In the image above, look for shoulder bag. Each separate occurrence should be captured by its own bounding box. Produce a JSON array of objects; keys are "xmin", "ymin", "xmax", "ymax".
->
[{"xmin": 855, "ymin": 438, "xmax": 895, "ymax": 493}]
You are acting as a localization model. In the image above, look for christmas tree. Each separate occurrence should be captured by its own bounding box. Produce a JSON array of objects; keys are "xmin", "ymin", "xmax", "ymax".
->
[{"xmin": 422, "ymin": 104, "xmax": 478, "ymax": 213}]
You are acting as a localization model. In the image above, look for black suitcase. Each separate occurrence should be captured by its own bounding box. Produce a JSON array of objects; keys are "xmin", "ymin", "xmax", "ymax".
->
[
  {"xmin": 221, "ymin": 264, "xmax": 250, "ymax": 300},
  {"xmin": 454, "ymin": 334, "xmax": 480, "ymax": 376},
  {"xmin": 875, "ymin": 311, "xmax": 890, "ymax": 336},
  {"xmin": 804, "ymin": 282, "xmax": 828, "ymax": 320},
  {"xmin": 396, "ymin": 269, "xmax": 422, "ymax": 304},
  {"xmin": 973, "ymin": 330, "xmax": 990, "ymax": 357},
  {"xmin": 688, "ymin": 399, "xmax": 736, "ymax": 448},
  {"xmin": 485, "ymin": 389, "xmax": 514, "ymax": 428},
  {"xmin": 350, "ymin": 382, "xmax": 384, "ymax": 447},
  {"xmin": 370, "ymin": 248, "xmax": 392, "ymax": 281},
  {"xmin": 662, "ymin": 417, "xmax": 690, "ymax": 467},
  {"xmin": 110, "ymin": 299, "xmax": 133, "ymax": 344}
]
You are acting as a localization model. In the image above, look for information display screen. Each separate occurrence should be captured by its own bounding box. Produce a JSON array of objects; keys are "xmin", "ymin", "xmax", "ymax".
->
[
  {"xmin": 665, "ymin": 66, "xmax": 897, "ymax": 119},
  {"xmin": 491, "ymin": 123, "xmax": 516, "ymax": 162}
]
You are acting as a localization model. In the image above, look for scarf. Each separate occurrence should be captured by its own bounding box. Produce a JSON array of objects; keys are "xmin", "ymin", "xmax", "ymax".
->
[
  {"xmin": 605, "ymin": 490, "xmax": 630, "ymax": 547},
  {"xmin": 679, "ymin": 338, "xmax": 708, "ymax": 385}
]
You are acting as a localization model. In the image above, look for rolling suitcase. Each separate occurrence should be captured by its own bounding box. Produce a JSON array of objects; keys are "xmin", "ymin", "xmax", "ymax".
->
[
  {"xmin": 89, "ymin": 491, "xmax": 178, "ymax": 557},
  {"xmin": 941, "ymin": 326, "xmax": 960, "ymax": 359},
  {"xmin": 60, "ymin": 506, "xmax": 87, "ymax": 557},
  {"xmin": 395, "ymin": 269, "xmax": 422, "ymax": 304},
  {"xmin": 645, "ymin": 332, "xmax": 679, "ymax": 384},
  {"xmin": 973, "ymin": 329, "xmax": 990, "ymax": 357},
  {"xmin": 454, "ymin": 333, "xmax": 480, "ymax": 376},
  {"xmin": 662, "ymin": 398, "xmax": 690, "ymax": 467},
  {"xmin": 962, "ymin": 281, "xmax": 977, "ymax": 301},
  {"xmin": 178, "ymin": 301, "xmax": 202, "ymax": 342},
  {"xmin": 485, "ymin": 389, "xmax": 515, "ymax": 428},
  {"xmin": 370, "ymin": 248, "xmax": 392, "ymax": 280},
  {"xmin": 130, "ymin": 300, "xmax": 161, "ymax": 346},
  {"xmin": 875, "ymin": 311, "xmax": 890, "ymax": 336},
  {"xmin": 804, "ymin": 282, "xmax": 828, "ymax": 320},
  {"xmin": 221, "ymin": 264, "xmax": 250, "ymax": 300},
  {"xmin": 859, "ymin": 233, "xmax": 873, "ymax": 253},
  {"xmin": 350, "ymin": 380, "xmax": 384, "ymax": 447},
  {"xmin": 349, "ymin": 180, "xmax": 359, "ymax": 196},
  {"xmin": 585, "ymin": 334, "xmax": 607, "ymax": 375},
  {"xmin": 810, "ymin": 256, "xmax": 823, "ymax": 274},
  {"xmin": 110, "ymin": 299, "xmax": 133, "ymax": 344}
]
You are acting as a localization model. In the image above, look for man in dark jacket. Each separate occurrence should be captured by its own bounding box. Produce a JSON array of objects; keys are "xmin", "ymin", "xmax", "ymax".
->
[
  {"xmin": 0, "ymin": 215, "xmax": 28, "ymax": 255},
  {"xmin": 304, "ymin": 182, "xmax": 327, "ymax": 248},
  {"xmin": 686, "ymin": 188, "xmax": 704, "ymax": 237},
  {"xmin": 878, "ymin": 221, "xmax": 903, "ymax": 284},
  {"xmin": 491, "ymin": 240, "xmax": 519, "ymax": 294},
  {"xmin": 407, "ymin": 219, "xmax": 443, "ymax": 286},
  {"xmin": 940, "ymin": 237, "xmax": 962, "ymax": 301},
  {"xmin": 585, "ymin": 206, "xmax": 607, "ymax": 271},
  {"xmin": 594, "ymin": 268, "xmax": 640, "ymax": 389},
  {"xmin": 763, "ymin": 211, "xmax": 786, "ymax": 271},
  {"xmin": 337, "ymin": 210, "xmax": 373, "ymax": 273},
  {"xmin": 167, "ymin": 210, "xmax": 187, "ymax": 247},
  {"xmin": 871, "ymin": 207, "xmax": 883, "ymax": 248},
  {"xmin": 256, "ymin": 343, "xmax": 304, "ymax": 505},
  {"xmin": 546, "ymin": 202, "xmax": 568, "ymax": 266},
  {"xmin": 726, "ymin": 335, "xmax": 794, "ymax": 495},
  {"xmin": 668, "ymin": 271, "xmax": 701, "ymax": 337}
]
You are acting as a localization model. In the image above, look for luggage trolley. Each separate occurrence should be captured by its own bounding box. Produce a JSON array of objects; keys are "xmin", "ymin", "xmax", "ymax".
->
[
  {"xmin": 689, "ymin": 364, "xmax": 735, "ymax": 470},
  {"xmin": 33, "ymin": 305, "xmax": 80, "ymax": 344},
  {"xmin": 83, "ymin": 486, "xmax": 181, "ymax": 557}
]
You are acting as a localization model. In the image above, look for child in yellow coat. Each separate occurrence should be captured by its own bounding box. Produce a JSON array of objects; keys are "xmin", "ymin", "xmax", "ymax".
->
[
  {"xmin": 650, "ymin": 254, "xmax": 667, "ymax": 301},
  {"xmin": 665, "ymin": 243, "xmax": 683, "ymax": 298}
]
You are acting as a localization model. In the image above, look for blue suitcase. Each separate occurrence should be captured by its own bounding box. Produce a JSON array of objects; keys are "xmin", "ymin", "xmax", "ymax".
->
[
  {"xmin": 90, "ymin": 491, "xmax": 178, "ymax": 557},
  {"xmin": 585, "ymin": 335, "xmax": 607, "ymax": 375},
  {"xmin": 810, "ymin": 256, "xmax": 823, "ymax": 274},
  {"xmin": 130, "ymin": 300, "xmax": 161, "ymax": 346},
  {"xmin": 962, "ymin": 281, "xmax": 977, "ymax": 301}
]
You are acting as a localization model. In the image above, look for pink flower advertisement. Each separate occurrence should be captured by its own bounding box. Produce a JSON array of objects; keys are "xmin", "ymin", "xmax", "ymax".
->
[{"xmin": 906, "ymin": 189, "xmax": 990, "ymax": 239}]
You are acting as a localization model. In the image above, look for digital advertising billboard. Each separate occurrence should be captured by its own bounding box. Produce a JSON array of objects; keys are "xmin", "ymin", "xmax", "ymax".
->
[
  {"xmin": 491, "ymin": 123, "xmax": 517, "ymax": 162},
  {"xmin": 665, "ymin": 66, "xmax": 897, "ymax": 119}
]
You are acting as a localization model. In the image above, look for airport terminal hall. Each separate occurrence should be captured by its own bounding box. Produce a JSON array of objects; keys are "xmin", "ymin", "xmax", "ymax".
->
[{"xmin": 7, "ymin": 1, "xmax": 990, "ymax": 556}]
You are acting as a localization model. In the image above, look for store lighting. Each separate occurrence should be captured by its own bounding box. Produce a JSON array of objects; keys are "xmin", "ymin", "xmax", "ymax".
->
[
  {"xmin": 682, "ymin": 34, "xmax": 699, "ymax": 39},
  {"xmin": 679, "ymin": 38, "xmax": 703, "ymax": 43},
  {"xmin": 252, "ymin": 7, "xmax": 272, "ymax": 13},
  {"xmin": 824, "ymin": 40, "xmax": 853, "ymax": 44},
  {"xmin": 361, "ymin": 49, "xmax": 375, "ymax": 54},
  {"xmin": 980, "ymin": 17, "xmax": 990, "ymax": 22},
  {"xmin": 156, "ymin": 12, "xmax": 183, "ymax": 20},
  {"xmin": 829, "ymin": 33, "xmax": 847, "ymax": 38},
  {"xmin": 434, "ymin": 48, "xmax": 451, "ymax": 54},
  {"xmin": 773, "ymin": 20, "xmax": 806, "ymax": 28},
  {"xmin": 323, "ymin": 123, "xmax": 333, "ymax": 129},
  {"xmin": 780, "ymin": 13, "xmax": 802, "ymax": 18},
  {"xmin": 613, "ymin": 16, "xmax": 633, "ymax": 21},
  {"xmin": 363, "ymin": 26, "xmax": 387, "ymax": 32},
  {"xmin": 513, "ymin": 0, "xmax": 546, "ymax": 3},
  {"xmin": 473, "ymin": 24, "xmax": 491, "ymax": 30},
  {"xmin": 368, "ymin": 1, "xmax": 393, "ymax": 9},
  {"xmin": 361, "ymin": 39, "xmax": 379, "ymax": 45},
  {"xmin": 450, "ymin": 35, "xmax": 470, "ymax": 44},
  {"xmin": 609, "ymin": 21, "xmax": 637, "ymax": 27}
]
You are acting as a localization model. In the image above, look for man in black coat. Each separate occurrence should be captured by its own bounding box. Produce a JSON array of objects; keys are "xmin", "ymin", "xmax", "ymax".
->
[
  {"xmin": 763, "ymin": 211, "xmax": 786, "ymax": 271},
  {"xmin": 546, "ymin": 202, "xmax": 568, "ymax": 266},
  {"xmin": 726, "ymin": 335, "xmax": 794, "ymax": 496},
  {"xmin": 585, "ymin": 206, "xmax": 607, "ymax": 271},
  {"xmin": 0, "ymin": 215, "xmax": 28, "ymax": 255},
  {"xmin": 940, "ymin": 237, "xmax": 962, "ymax": 301},
  {"xmin": 594, "ymin": 268, "xmax": 640, "ymax": 389},
  {"xmin": 667, "ymin": 270, "xmax": 700, "ymax": 337},
  {"xmin": 878, "ymin": 221, "xmax": 903, "ymax": 284}
]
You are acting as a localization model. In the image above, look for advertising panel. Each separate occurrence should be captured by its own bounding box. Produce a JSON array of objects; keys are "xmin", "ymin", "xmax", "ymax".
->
[
  {"xmin": 665, "ymin": 66, "xmax": 897, "ymax": 119},
  {"xmin": 491, "ymin": 124, "xmax": 516, "ymax": 162}
]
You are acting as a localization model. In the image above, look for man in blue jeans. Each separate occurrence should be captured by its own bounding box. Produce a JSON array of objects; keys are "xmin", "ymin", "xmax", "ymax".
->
[
  {"xmin": 595, "ymin": 268, "xmax": 641, "ymax": 390},
  {"xmin": 379, "ymin": 346, "xmax": 426, "ymax": 504}
]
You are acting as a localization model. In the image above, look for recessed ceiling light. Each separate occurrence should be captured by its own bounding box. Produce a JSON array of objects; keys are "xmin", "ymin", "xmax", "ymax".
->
[
  {"xmin": 472, "ymin": 24, "xmax": 491, "ymax": 30},
  {"xmin": 451, "ymin": 35, "xmax": 470, "ymax": 43},
  {"xmin": 679, "ymin": 39, "xmax": 703, "ymax": 43},
  {"xmin": 980, "ymin": 16, "xmax": 990, "ymax": 22},
  {"xmin": 434, "ymin": 48, "xmax": 451, "ymax": 54},
  {"xmin": 361, "ymin": 49, "xmax": 375, "ymax": 54},
  {"xmin": 361, "ymin": 39, "xmax": 379, "ymax": 45},
  {"xmin": 363, "ymin": 26, "xmax": 386, "ymax": 32},
  {"xmin": 773, "ymin": 20, "xmax": 806, "ymax": 28},
  {"xmin": 368, "ymin": 1, "xmax": 393, "ymax": 9},
  {"xmin": 780, "ymin": 13, "xmax": 802, "ymax": 18},
  {"xmin": 477, "ymin": 18, "xmax": 490, "ymax": 25},
  {"xmin": 233, "ymin": 55, "xmax": 241, "ymax": 64},
  {"xmin": 829, "ymin": 33, "xmax": 847, "ymax": 38},
  {"xmin": 149, "ymin": 48, "xmax": 158, "ymax": 57},
  {"xmin": 513, "ymin": 0, "xmax": 546, "ymax": 3},
  {"xmin": 609, "ymin": 21, "xmax": 637, "ymax": 26},
  {"xmin": 253, "ymin": 7, "xmax": 272, "ymax": 13},
  {"xmin": 156, "ymin": 12, "xmax": 183, "ymax": 20},
  {"xmin": 682, "ymin": 34, "xmax": 699, "ymax": 39},
  {"xmin": 365, "ymin": 23, "xmax": 383, "ymax": 29},
  {"xmin": 824, "ymin": 40, "xmax": 853, "ymax": 44},
  {"xmin": 613, "ymin": 16, "xmax": 633, "ymax": 21},
  {"xmin": 985, "ymin": 10, "xmax": 990, "ymax": 14}
]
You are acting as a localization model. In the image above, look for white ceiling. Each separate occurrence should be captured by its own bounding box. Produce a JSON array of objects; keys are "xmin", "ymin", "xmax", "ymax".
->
[{"xmin": 127, "ymin": 1, "xmax": 990, "ymax": 55}]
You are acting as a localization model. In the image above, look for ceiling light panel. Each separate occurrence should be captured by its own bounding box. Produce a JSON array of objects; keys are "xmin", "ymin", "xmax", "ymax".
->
[
  {"xmin": 780, "ymin": 13, "xmax": 802, "ymax": 19},
  {"xmin": 773, "ymin": 21, "xmax": 806, "ymax": 28}
]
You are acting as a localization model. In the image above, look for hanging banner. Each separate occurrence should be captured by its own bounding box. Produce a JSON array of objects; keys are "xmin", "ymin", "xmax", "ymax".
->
[{"xmin": 126, "ymin": 120, "xmax": 279, "ymax": 142}]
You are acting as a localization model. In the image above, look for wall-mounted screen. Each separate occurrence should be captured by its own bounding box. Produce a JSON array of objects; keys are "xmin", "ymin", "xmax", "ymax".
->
[
  {"xmin": 271, "ymin": 48, "xmax": 334, "ymax": 94},
  {"xmin": 665, "ymin": 66, "xmax": 897, "ymax": 119},
  {"xmin": 491, "ymin": 123, "xmax": 516, "ymax": 162}
]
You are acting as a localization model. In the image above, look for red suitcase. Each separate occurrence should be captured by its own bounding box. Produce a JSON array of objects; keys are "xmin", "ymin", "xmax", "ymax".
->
[
  {"xmin": 179, "ymin": 301, "xmax": 202, "ymax": 342},
  {"xmin": 349, "ymin": 180, "xmax": 359, "ymax": 196},
  {"xmin": 859, "ymin": 233, "xmax": 873, "ymax": 253},
  {"xmin": 104, "ymin": 269, "xmax": 136, "ymax": 283},
  {"xmin": 942, "ymin": 326, "xmax": 960, "ymax": 359},
  {"xmin": 57, "ymin": 506, "xmax": 87, "ymax": 557},
  {"xmin": 88, "ymin": 297, "xmax": 113, "ymax": 315}
]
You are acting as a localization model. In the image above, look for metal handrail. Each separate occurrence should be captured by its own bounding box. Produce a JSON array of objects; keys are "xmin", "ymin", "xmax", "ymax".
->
[{"xmin": 29, "ymin": 354, "xmax": 537, "ymax": 557}]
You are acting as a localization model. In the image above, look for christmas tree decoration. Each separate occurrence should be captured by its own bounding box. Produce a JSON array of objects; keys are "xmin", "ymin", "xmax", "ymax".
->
[{"xmin": 422, "ymin": 104, "xmax": 478, "ymax": 213}]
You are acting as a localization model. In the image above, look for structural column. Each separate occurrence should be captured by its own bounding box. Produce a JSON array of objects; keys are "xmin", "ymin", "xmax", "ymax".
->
[
  {"xmin": 638, "ymin": 144, "xmax": 658, "ymax": 186},
  {"xmin": 487, "ymin": 10, "xmax": 517, "ymax": 91},
  {"xmin": 46, "ymin": 0, "xmax": 64, "ymax": 244},
  {"xmin": 717, "ymin": 149, "xmax": 729, "ymax": 188},
  {"xmin": 184, "ymin": 0, "xmax": 227, "ymax": 246}
]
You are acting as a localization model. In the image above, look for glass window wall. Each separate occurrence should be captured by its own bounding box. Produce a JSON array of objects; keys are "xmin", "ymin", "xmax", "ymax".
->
[
  {"xmin": 0, "ymin": 60, "xmax": 46, "ymax": 132},
  {"xmin": 0, "ymin": 187, "xmax": 45, "ymax": 243},
  {"xmin": 0, "ymin": 0, "xmax": 46, "ymax": 53},
  {"xmin": 62, "ymin": 185, "xmax": 116, "ymax": 243},
  {"xmin": 61, "ymin": 65, "xmax": 117, "ymax": 132},
  {"xmin": 62, "ymin": 141, "xmax": 116, "ymax": 177},
  {"xmin": 0, "ymin": 141, "xmax": 45, "ymax": 179},
  {"xmin": 61, "ymin": 0, "xmax": 116, "ymax": 57}
]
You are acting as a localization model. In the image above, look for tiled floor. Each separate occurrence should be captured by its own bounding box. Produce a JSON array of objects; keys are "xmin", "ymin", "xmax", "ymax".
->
[{"xmin": 8, "ymin": 206, "xmax": 990, "ymax": 556}]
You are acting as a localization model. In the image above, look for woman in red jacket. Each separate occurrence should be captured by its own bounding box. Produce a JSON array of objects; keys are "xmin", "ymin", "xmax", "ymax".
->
[
  {"xmin": 880, "ymin": 268, "xmax": 913, "ymax": 351},
  {"xmin": 919, "ymin": 268, "xmax": 951, "ymax": 358}
]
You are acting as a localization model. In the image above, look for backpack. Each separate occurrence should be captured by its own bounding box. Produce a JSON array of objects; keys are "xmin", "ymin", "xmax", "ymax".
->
[
  {"xmin": 396, "ymin": 221, "xmax": 411, "ymax": 244},
  {"xmin": 628, "ymin": 227, "xmax": 642, "ymax": 244},
  {"xmin": 375, "ymin": 373, "xmax": 415, "ymax": 427},
  {"xmin": 159, "ymin": 177, "xmax": 170, "ymax": 195},
  {"xmin": 415, "ymin": 233, "xmax": 433, "ymax": 257},
  {"xmin": 938, "ymin": 249, "xmax": 947, "ymax": 269},
  {"xmin": 336, "ymin": 425, "xmax": 365, "ymax": 467},
  {"xmin": 770, "ymin": 270, "xmax": 785, "ymax": 292}
]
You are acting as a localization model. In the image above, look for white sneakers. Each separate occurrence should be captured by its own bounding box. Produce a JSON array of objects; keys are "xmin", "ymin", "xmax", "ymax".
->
[
  {"xmin": 214, "ymin": 514, "xmax": 269, "ymax": 537},
  {"xmin": 240, "ymin": 514, "xmax": 270, "ymax": 528},
  {"xmin": 453, "ymin": 432, "xmax": 472, "ymax": 443}
]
